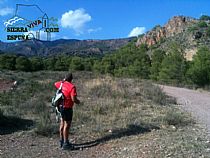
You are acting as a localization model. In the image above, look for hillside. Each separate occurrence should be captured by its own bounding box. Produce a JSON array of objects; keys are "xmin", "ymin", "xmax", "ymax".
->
[
  {"xmin": 136, "ymin": 16, "xmax": 210, "ymax": 60},
  {"xmin": 1, "ymin": 15, "xmax": 210, "ymax": 86},
  {"xmin": 0, "ymin": 38, "xmax": 134, "ymax": 57}
]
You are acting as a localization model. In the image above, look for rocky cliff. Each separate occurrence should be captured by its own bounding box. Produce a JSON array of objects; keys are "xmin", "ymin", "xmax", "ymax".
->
[
  {"xmin": 136, "ymin": 16, "xmax": 210, "ymax": 60},
  {"xmin": 136, "ymin": 16, "xmax": 197, "ymax": 46}
]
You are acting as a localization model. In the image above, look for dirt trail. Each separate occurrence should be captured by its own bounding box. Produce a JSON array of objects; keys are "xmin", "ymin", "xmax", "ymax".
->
[{"xmin": 161, "ymin": 85, "xmax": 210, "ymax": 134}]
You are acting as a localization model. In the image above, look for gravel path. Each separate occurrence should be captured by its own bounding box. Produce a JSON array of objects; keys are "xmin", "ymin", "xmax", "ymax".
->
[{"xmin": 161, "ymin": 85, "xmax": 210, "ymax": 135}]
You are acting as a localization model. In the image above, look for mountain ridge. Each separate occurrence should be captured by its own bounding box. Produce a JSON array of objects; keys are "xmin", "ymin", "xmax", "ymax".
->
[
  {"xmin": 1, "ymin": 15, "xmax": 210, "ymax": 59},
  {"xmin": 0, "ymin": 37, "xmax": 135, "ymax": 57}
]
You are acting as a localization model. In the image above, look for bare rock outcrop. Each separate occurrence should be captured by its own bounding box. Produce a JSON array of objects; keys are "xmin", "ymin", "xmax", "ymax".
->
[{"xmin": 136, "ymin": 16, "xmax": 197, "ymax": 47}]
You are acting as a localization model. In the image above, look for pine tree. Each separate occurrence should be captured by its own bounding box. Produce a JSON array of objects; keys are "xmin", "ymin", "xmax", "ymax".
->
[{"xmin": 187, "ymin": 47, "xmax": 210, "ymax": 86}]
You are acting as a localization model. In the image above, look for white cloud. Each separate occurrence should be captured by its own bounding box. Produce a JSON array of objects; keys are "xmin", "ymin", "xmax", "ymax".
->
[
  {"xmin": 62, "ymin": 36, "xmax": 69, "ymax": 39},
  {"xmin": 61, "ymin": 8, "xmax": 91, "ymax": 34},
  {"xmin": 88, "ymin": 27, "xmax": 102, "ymax": 34},
  {"xmin": 128, "ymin": 27, "xmax": 146, "ymax": 37},
  {"xmin": 0, "ymin": 7, "xmax": 14, "ymax": 16}
]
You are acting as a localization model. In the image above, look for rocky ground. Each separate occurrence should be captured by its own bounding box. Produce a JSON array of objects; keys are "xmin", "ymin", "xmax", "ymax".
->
[{"xmin": 1, "ymin": 123, "xmax": 210, "ymax": 158}]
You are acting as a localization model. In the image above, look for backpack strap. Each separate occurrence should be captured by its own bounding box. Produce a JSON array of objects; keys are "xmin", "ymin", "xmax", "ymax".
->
[
  {"xmin": 56, "ymin": 81, "xmax": 64, "ymax": 94},
  {"xmin": 58, "ymin": 82, "xmax": 63, "ymax": 90},
  {"xmin": 60, "ymin": 81, "xmax": 65, "ymax": 111}
]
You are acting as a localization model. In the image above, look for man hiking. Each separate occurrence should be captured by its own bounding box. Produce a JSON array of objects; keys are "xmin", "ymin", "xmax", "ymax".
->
[{"xmin": 54, "ymin": 73, "xmax": 80, "ymax": 150}]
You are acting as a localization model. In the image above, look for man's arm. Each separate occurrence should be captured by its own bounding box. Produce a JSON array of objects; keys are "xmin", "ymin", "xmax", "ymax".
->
[{"xmin": 71, "ymin": 95, "xmax": 80, "ymax": 104}]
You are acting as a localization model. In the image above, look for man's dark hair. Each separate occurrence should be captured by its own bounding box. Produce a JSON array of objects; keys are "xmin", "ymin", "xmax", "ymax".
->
[{"xmin": 65, "ymin": 73, "xmax": 73, "ymax": 82}]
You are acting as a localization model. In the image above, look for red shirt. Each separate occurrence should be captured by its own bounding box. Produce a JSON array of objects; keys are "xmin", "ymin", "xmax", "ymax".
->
[{"xmin": 54, "ymin": 81, "xmax": 77, "ymax": 108}]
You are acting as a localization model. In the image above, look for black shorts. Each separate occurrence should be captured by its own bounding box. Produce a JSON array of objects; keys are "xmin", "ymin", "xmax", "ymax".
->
[{"xmin": 61, "ymin": 108, "xmax": 73, "ymax": 122}]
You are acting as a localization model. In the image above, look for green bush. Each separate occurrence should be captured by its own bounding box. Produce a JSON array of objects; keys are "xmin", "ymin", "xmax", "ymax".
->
[
  {"xmin": 187, "ymin": 47, "xmax": 210, "ymax": 86},
  {"xmin": 207, "ymin": 26, "xmax": 210, "ymax": 37},
  {"xmin": 164, "ymin": 109, "xmax": 194, "ymax": 127},
  {"xmin": 158, "ymin": 44, "xmax": 186, "ymax": 84},
  {"xmin": 188, "ymin": 26, "xmax": 198, "ymax": 32},
  {"xmin": 34, "ymin": 102, "xmax": 56, "ymax": 136},
  {"xmin": 30, "ymin": 57, "xmax": 44, "ymax": 71},
  {"xmin": 197, "ymin": 21, "xmax": 208, "ymax": 28},
  {"xmin": 70, "ymin": 57, "xmax": 85, "ymax": 71},
  {"xmin": 43, "ymin": 57, "xmax": 57, "ymax": 70},
  {"xmin": 199, "ymin": 15, "xmax": 210, "ymax": 21},
  {"xmin": 150, "ymin": 50, "xmax": 166, "ymax": 80},
  {"xmin": 16, "ymin": 56, "xmax": 31, "ymax": 71},
  {"xmin": 54, "ymin": 58, "xmax": 68, "ymax": 71},
  {"xmin": 0, "ymin": 54, "xmax": 16, "ymax": 70},
  {"xmin": 141, "ymin": 81, "xmax": 168, "ymax": 105}
]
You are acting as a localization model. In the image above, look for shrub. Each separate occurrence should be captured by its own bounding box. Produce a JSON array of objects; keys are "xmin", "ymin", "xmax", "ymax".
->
[
  {"xmin": 150, "ymin": 50, "xmax": 166, "ymax": 81},
  {"xmin": 163, "ymin": 109, "xmax": 194, "ymax": 127},
  {"xmin": 207, "ymin": 26, "xmax": 210, "ymax": 37},
  {"xmin": 90, "ymin": 83, "xmax": 115, "ymax": 98},
  {"xmin": 197, "ymin": 21, "xmax": 208, "ymax": 28},
  {"xmin": 0, "ymin": 54, "xmax": 17, "ymax": 70},
  {"xmin": 34, "ymin": 101, "xmax": 56, "ymax": 136},
  {"xmin": 187, "ymin": 47, "xmax": 210, "ymax": 87},
  {"xmin": 35, "ymin": 112, "xmax": 56, "ymax": 136},
  {"xmin": 199, "ymin": 15, "xmax": 210, "ymax": 21},
  {"xmin": 158, "ymin": 44, "xmax": 186, "ymax": 84},
  {"xmin": 15, "ymin": 56, "xmax": 31, "ymax": 71},
  {"xmin": 141, "ymin": 81, "xmax": 168, "ymax": 105},
  {"xmin": 70, "ymin": 57, "xmax": 85, "ymax": 71},
  {"xmin": 188, "ymin": 26, "xmax": 198, "ymax": 32},
  {"xmin": 30, "ymin": 57, "xmax": 44, "ymax": 71}
]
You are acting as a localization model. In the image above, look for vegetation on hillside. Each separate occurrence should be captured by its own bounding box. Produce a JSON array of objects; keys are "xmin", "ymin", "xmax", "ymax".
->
[
  {"xmin": 1, "ymin": 15, "xmax": 210, "ymax": 88},
  {"xmin": 1, "ymin": 39, "xmax": 210, "ymax": 87},
  {"xmin": 199, "ymin": 15, "xmax": 210, "ymax": 21}
]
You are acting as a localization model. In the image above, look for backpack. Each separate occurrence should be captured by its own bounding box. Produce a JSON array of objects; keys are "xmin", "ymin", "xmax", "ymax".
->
[{"xmin": 52, "ymin": 82, "xmax": 64, "ymax": 122}]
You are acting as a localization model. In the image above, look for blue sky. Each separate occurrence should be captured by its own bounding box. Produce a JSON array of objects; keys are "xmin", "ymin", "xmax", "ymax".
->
[{"xmin": 0, "ymin": 0, "xmax": 210, "ymax": 42}]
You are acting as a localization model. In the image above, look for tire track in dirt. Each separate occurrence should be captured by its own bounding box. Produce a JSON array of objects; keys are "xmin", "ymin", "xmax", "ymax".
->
[{"xmin": 161, "ymin": 85, "xmax": 210, "ymax": 135}]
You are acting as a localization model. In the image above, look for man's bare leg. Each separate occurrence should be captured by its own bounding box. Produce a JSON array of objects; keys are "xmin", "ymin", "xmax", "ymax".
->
[
  {"xmin": 59, "ymin": 119, "xmax": 64, "ymax": 147},
  {"xmin": 63, "ymin": 121, "xmax": 71, "ymax": 143}
]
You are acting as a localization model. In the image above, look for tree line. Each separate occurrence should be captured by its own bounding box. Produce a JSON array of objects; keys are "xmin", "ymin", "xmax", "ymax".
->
[
  {"xmin": 1, "ymin": 41, "xmax": 210, "ymax": 87},
  {"xmin": 0, "ymin": 54, "xmax": 96, "ymax": 72}
]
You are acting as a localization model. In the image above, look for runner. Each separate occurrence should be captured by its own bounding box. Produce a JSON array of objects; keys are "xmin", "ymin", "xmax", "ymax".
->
[{"xmin": 54, "ymin": 73, "xmax": 80, "ymax": 150}]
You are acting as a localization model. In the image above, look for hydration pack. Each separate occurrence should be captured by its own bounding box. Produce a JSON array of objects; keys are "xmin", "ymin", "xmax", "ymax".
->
[{"xmin": 52, "ymin": 82, "xmax": 64, "ymax": 122}]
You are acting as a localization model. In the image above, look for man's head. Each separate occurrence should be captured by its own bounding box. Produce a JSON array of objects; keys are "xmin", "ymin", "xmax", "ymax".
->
[{"xmin": 65, "ymin": 73, "xmax": 73, "ymax": 82}]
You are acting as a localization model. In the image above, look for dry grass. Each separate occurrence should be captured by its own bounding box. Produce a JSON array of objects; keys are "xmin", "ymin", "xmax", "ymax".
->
[{"xmin": 0, "ymin": 71, "xmax": 209, "ymax": 157}]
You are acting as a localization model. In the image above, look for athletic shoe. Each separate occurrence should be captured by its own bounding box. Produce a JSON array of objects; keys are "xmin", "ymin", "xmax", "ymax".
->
[
  {"xmin": 60, "ymin": 139, "xmax": 64, "ymax": 148},
  {"xmin": 62, "ymin": 141, "xmax": 74, "ymax": 150}
]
